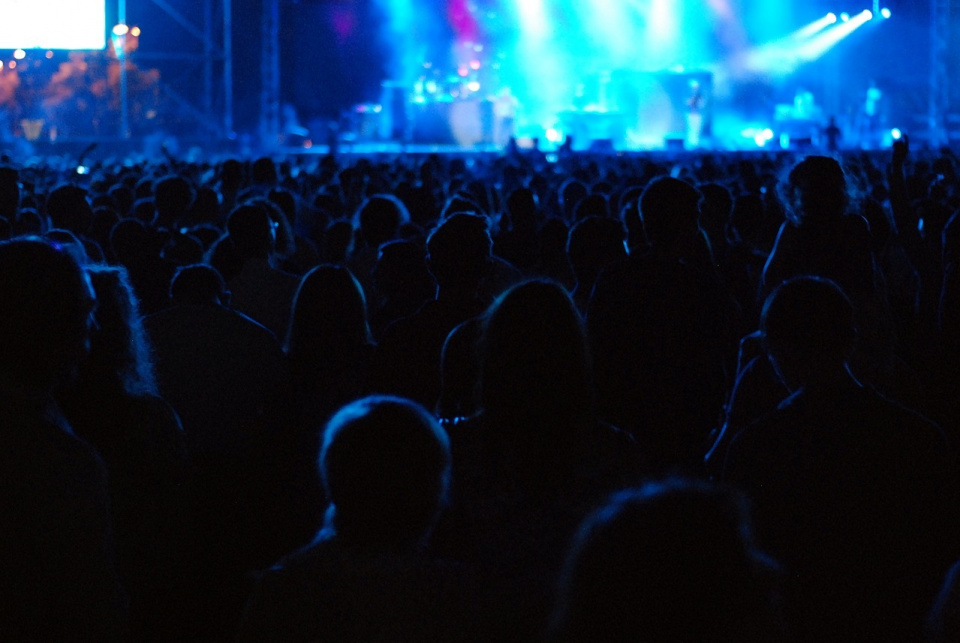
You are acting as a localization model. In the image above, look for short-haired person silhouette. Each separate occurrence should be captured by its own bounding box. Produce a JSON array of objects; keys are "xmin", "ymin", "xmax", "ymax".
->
[
  {"xmin": 223, "ymin": 202, "xmax": 301, "ymax": 339},
  {"xmin": 238, "ymin": 396, "xmax": 477, "ymax": 642},
  {"xmin": 723, "ymin": 276, "xmax": 959, "ymax": 642},
  {"xmin": 145, "ymin": 262, "xmax": 288, "ymax": 637},
  {"xmin": 588, "ymin": 177, "xmax": 738, "ymax": 474},
  {"xmin": 0, "ymin": 237, "xmax": 128, "ymax": 639},
  {"xmin": 348, "ymin": 194, "xmax": 410, "ymax": 294},
  {"xmin": 110, "ymin": 217, "xmax": 176, "ymax": 315},
  {"xmin": 550, "ymin": 479, "xmax": 782, "ymax": 643},
  {"xmin": 566, "ymin": 216, "xmax": 627, "ymax": 314},
  {"xmin": 369, "ymin": 239, "xmax": 436, "ymax": 341},
  {"xmin": 369, "ymin": 213, "xmax": 492, "ymax": 410}
]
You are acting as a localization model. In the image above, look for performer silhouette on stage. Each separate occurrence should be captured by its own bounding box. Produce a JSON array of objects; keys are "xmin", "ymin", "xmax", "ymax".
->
[
  {"xmin": 860, "ymin": 80, "xmax": 883, "ymax": 149},
  {"xmin": 686, "ymin": 80, "xmax": 705, "ymax": 149}
]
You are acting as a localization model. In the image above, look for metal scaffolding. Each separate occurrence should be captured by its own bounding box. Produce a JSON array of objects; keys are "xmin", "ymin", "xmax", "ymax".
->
[
  {"xmin": 930, "ymin": 0, "xmax": 952, "ymax": 146},
  {"xmin": 260, "ymin": 0, "xmax": 281, "ymax": 151},
  {"xmin": 131, "ymin": 0, "xmax": 234, "ymax": 138}
]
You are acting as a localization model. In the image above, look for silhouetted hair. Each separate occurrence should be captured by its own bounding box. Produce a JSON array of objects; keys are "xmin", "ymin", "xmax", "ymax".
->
[
  {"xmin": 44, "ymin": 229, "xmax": 90, "ymax": 266},
  {"xmin": 505, "ymin": 187, "xmax": 538, "ymax": 229},
  {"xmin": 85, "ymin": 265, "xmax": 157, "ymax": 396},
  {"xmin": 0, "ymin": 237, "xmax": 94, "ymax": 390},
  {"xmin": 780, "ymin": 155, "xmax": 850, "ymax": 225},
  {"xmin": 426, "ymin": 213, "xmax": 491, "ymax": 287},
  {"xmin": 640, "ymin": 177, "xmax": 702, "ymax": 247},
  {"xmin": 761, "ymin": 275, "xmax": 856, "ymax": 371},
  {"xmin": 0, "ymin": 166, "xmax": 19, "ymax": 219},
  {"xmin": 153, "ymin": 175, "xmax": 195, "ymax": 221},
  {"xmin": 356, "ymin": 195, "xmax": 410, "ymax": 248},
  {"xmin": 480, "ymin": 279, "xmax": 593, "ymax": 426},
  {"xmin": 319, "ymin": 396, "xmax": 451, "ymax": 550},
  {"xmin": 110, "ymin": 218, "xmax": 152, "ymax": 262},
  {"xmin": 251, "ymin": 157, "xmax": 279, "ymax": 186},
  {"xmin": 227, "ymin": 204, "xmax": 276, "ymax": 259},
  {"xmin": 286, "ymin": 264, "xmax": 372, "ymax": 356},
  {"xmin": 567, "ymin": 217, "xmax": 626, "ymax": 282},
  {"xmin": 169, "ymin": 263, "xmax": 227, "ymax": 306},
  {"xmin": 552, "ymin": 479, "xmax": 775, "ymax": 643},
  {"xmin": 46, "ymin": 184, "xmax": 94, "ymax": 235}
]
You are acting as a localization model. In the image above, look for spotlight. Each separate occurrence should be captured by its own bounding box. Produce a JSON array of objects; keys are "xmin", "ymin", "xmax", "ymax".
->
[
  {"xmin": 881, "ymin": 8, "xmax": 891, "ymax": 19},
  {"xmin": 13, "ymin": 49, "xmax": 25, "ymax": 60},
  {"xmin": 827, "ymin": 12, "xmax": 837, "ymax": 23},
  {"xmin": 891, "ymin": 128, "xmax": 902, "ymax": 140},
  {"xmin": 840, "ymin": 13, "xmax": 850, "ymax": 22},
  {"xmin": 113, "ymin": 24, "xmax": 129, "ymax": 36}
]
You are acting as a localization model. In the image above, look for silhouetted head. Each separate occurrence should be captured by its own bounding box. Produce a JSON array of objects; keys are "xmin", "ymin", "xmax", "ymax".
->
[
  {"xmin": 268, "ymin": 187, "xmax": 297, "ymax": 226},
  {"xmin": 319, "ymin": 396, "xmax": 451, "ymax": 551},
  {"xmin": 227, "ymin": 203, "xmax": 276, "ymax": 260},
  {"xmin": 46, "ymin": 184, "xmax": 94, "ymax": 236},
  {"xmin": 356, "ymin": 194, "xmax": 410, "ymax": 248},
  {"xmin": 373, "ymin": 239, "xmax": 434, "ymax": 301},
  {"xmin": 106, "ymin": 183, "xmax": 134, "ymax": 219},
  {"xmin": 153, "ymin": 174, "xmax": 195, "ymax": 225},
  {"xmin": 567, "ymin": 217, "xmax": 627, "ymax": 287},
  {"xmin": 699, "ymin": 183, "xmax": 733, "ymax": 243},
  {"xmin": 13, "ymin": 207, "xmax": 44, "ymax": 237},
  {"xmin": 286, "ymin": 264, "xmax": 371, "ymax": 356},
  {"xmin": 440, "ymin": 194, "xmax": 483, "ymax": 220},
  {"xmin": 640, "ymin": 177, "xmax": 702, "ymax": 249},
  {"xmin": 0, "ymin": 166, "xmax": 19, "ymax": 219},
  {"xmin": 781, "ymin": 155, "xmax": 850, "ymax": 225},
  {"xmin": 83, "ymin": 265, "xmax": 157, "ymax": 396},
  {"xmin": 480, "ymin": 280, "xmax": 592, "ymax": 427},
  {"xmin": 220, "ymin": 158, "xmax": 244, "ymax": 191},
  {"xmin": 560, "ymin": 179, "xmax": 588, "ymax": 221},
  {"xmin": 506, "ymin": 187, "xmax": 539, "ymax": 231},
  {"xmin": 761, "ymin": 276, "xmax": 857, "ymax": 390},
  {"xmin": 251, "ymin": 157, "xmax": 278, "ymax": 186},
  {"xmin": 552, "ymin": 479, "xmax": 776, "ymax": 643},
  {"xmin": 0, "ymin": 237, "xmax": 96, "ymax": 392},
  {"xmin": 426, "ymin": 213, "xmax": 492, "ymax": 291},
  {"xmin": 110, "ymin": 218, "xmax": 153, "ymax": 263},
  {"xmin": 574, "ymin": 193, "xmax": 610, "ymax": 221},
  {"xmin": 44, "ymin": 228, "xmax": 90, "ymax": 266},
  {"xmin": 131, "ymin": 197, "xmax": 156, "ymax": 225},
  {"xmin": 169, "ymin": 263, "xmax": 228, "ymax": 306}
]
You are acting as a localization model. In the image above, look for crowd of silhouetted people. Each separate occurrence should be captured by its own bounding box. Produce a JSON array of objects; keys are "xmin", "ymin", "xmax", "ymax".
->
[{"xmin": 2, "ymin": 137, "xmax": 960, "ymax": 641}]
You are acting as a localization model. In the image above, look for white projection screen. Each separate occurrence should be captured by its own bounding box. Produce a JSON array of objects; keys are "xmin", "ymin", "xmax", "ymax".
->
[{"xmin": 0, "ymin": 0, "xmax": 106, "ymax": 50}]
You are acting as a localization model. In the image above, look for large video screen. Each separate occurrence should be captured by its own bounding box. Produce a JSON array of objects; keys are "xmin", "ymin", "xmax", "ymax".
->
[{"xmin": 0, "ymin": 0, "xmax": 106, "ymax": 50}]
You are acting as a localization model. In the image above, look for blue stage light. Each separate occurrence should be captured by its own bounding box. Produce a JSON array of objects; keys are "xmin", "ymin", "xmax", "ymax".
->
[{"xmin": 881, "ymin": 8, "xmax": 891, "ymax": 19}]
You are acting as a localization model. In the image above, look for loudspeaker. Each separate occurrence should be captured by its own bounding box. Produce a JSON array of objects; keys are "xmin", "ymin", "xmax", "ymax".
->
[
  {"xmin": 665, "ymin": 137, "xmax": 685, "ymax": 151},
  {"xmin": 589, "ymin": 138, "xmax": 616, "ymax": 153}
]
